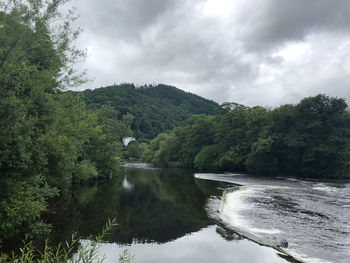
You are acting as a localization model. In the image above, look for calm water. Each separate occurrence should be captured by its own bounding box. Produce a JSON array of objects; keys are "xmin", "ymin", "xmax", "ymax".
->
[{"xmin": 42, "ymin": 164, "xmax": 294, "ymax": 263}]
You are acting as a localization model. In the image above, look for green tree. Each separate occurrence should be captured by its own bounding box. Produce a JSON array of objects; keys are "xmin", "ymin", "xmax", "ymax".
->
[
  {"xmin": 122, "ymin": 141, "xmax": 141, "ymax": 160},
  {"xmin": 0, "ymin": 0, "xmax": 80, "ymax": 237},
  {"xmin": 144, "ymin": 95, "xmax": 350, "ymax": 178},
  {"xmin": 291, "ymin": 95, "xmax": 350, "ymax": 177},
  {"xmin": 0, "ymin": 0, "xmax": 126, "ymax": 238},
  {"xmin": 194, "ymin": 145, "xmax": 220, "ymax": 170}
]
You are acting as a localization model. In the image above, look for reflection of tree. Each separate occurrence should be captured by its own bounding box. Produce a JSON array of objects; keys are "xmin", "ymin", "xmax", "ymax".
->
[
  {"xmin": 43, "ymin": 176, "xmax": 123, "ymax": 245},
  {"xmin": 43, "ymin": 167, "xmax": 230, "ymax": 246},
  {"xmin": 110, "ymin": 168, "xmax": 221, "ymax": 244}
]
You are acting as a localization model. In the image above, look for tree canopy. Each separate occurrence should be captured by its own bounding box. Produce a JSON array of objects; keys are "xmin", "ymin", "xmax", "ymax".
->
[
  {"xmin": 0, "ymin": 0, "xmax": 128, "ymax": 239},
  {"xmin": 78, "ymin": 84, "xmax": 218, "ymax": 139},
  {"xmin": 144, "ymin": 95, "xmax": 350, "ymax": 178}
]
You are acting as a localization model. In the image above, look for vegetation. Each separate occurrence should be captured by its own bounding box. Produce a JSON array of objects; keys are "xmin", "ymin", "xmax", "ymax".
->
[
  {"xmin": 0, "ymin": 0, "xmax": 217, "ymax": 246},
  {"xmin": 144, "ymin": 95, "xmax": 350, "ymax": 178},
  {"xmin": 1, "ymin": 1, "xmax": 349, "ymax": 261},
  {"xmin": 0, "ymin": 219, "xmax": 132, "ymax": 263},
  {"xmin": 0, "ymin": 0, "xmax": 129, "ymax": 240},
  {"xmin": 78, "ymin": 84, "xmax": 218, "ymax": 139}
]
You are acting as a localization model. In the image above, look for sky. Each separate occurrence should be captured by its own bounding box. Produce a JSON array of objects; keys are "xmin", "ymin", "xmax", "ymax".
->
[{"xmin": 67, "ymin": 0, "xmax": 350, "ymax": 106}]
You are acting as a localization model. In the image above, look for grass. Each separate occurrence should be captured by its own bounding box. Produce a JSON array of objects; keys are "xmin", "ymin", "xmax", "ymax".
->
[{"xmin": 0, "ymin": 219, "xmax": 132, "ymax": 263}]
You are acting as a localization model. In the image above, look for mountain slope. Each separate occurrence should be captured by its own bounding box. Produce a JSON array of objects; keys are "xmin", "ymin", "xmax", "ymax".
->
[{"xmin": 79, "ymin": 84, "xmax": 218, "ymax": 139}]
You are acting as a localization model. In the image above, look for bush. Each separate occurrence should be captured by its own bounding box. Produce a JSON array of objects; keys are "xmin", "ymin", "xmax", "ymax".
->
[{"xmin": 73, "ymin": 160, "xmax": 98, "ymax": 183}]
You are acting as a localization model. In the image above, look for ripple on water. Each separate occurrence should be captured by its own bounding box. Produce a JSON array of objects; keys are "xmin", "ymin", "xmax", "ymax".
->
[{"xmin": 199, "ymin": 173, "xmax": 350, "ymax": 263}]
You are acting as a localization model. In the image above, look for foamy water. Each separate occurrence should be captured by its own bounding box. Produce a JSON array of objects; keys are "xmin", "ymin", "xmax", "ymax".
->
[{"xmin": 196, "ymin": 173, "xmax": 350, "ymax": 263}]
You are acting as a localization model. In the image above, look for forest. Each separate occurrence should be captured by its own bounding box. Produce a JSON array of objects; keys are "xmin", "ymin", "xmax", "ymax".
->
[
  {"xmin": 78, "ymin": 84, "xmax": 218, "ymax": 139},
  {"xmin": 142, "ymin": 95, "xmax": 350, "ymax": 178}
]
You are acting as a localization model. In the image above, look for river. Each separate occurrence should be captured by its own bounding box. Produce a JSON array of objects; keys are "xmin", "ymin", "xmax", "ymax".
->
[
  {"xmin": 41, "ymin": 163, "xmax": 350, "ymax": 262},
  {"xmin": 196, "ymin": 172, "xmax": 350, "ymax": 263}
]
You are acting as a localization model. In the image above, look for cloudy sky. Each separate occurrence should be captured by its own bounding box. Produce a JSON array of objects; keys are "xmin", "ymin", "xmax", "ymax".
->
[{"xmin": 68, "ymin": 0, "xmax": 350, "ymax": 106}]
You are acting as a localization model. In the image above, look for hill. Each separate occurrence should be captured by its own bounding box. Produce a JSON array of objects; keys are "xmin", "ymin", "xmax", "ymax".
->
[{"xmin": 78, "ymin": 84, "xmax": 218, "ymax": 139}]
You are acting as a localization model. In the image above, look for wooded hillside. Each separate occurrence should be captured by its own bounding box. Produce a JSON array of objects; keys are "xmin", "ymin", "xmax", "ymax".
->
[{"xmin": 79, "ymin": 84, "xmax": 218, "ymax": 139}]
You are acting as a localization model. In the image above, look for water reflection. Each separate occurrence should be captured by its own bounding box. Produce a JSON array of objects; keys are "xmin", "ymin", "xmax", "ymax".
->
[
  {"xmin": 90, "ymin": 226, "xmax": 293, "ymax": 263},
  {"xmin": 121, "ymin": 176, "xmax": 134, "ymax": 191},
  {"xmin": 44, "ymin": 167, "xmax": 228, "ymax": 245},
  {"xmin": 43, "ymin": 165, "xmax": 294, "ymax": 263}
]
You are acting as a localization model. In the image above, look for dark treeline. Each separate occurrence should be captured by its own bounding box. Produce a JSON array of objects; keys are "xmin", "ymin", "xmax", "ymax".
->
[
  {"xmin": 0, "ymin": 1, "xmax": 131, "ymax": 239},
  {"xmin": 78, "ymin": 84, "xmax": 218, "ymax": 139},
  {"xmin": 143, "ymin": 95, "xmax": 350, "ymax": 178},
  {"xmin": 43, "ymin": 168, "xmax": 223, "ymax": 246}
]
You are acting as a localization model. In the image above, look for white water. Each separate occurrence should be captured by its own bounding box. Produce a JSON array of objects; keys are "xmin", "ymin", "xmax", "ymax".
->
[{"xmin": 196, "ymin": 173, "xmax": 350, "ymax": 263}]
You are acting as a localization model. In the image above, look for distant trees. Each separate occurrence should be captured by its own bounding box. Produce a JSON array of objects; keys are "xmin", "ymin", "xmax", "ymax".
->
[
  {"xmin": 79, "ymin": 84, "xmax": 218, "ymax": 139},
  {"xmin": 145, "ymin": 95, "xmax": 350, "ymax": 178}
]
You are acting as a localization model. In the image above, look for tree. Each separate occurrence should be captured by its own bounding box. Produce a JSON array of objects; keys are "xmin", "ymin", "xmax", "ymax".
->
[
  {"xmin": 0, "ymin": 0, "xmax": 88, "ymax": 237},
  {"xmin": 194, "ymin": 145, "xmax": 220, "ymax": 170},
  {"xmin": 291, "ymin": 95, "xmax": 350, "ymax": 177},
  {"xmin": 143, "ymin": 94, "xmax": 350, "ymax": 178}
]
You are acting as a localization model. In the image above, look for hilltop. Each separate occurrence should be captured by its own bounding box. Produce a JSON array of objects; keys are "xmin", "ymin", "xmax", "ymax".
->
[{"xmin": 78, "ymin": 84, "xmax": 218, "ymax": 139}]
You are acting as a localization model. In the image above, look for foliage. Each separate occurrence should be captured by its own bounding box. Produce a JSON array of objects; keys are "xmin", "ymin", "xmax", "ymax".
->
[
  {"xmin": 72, "ymin": 160, "xmax": 98, "ymax": 184},
  {"xmin": 145, "ymin": 95, "xmax": 350, "ymax": 178},
  {"xmin": 0, "ymin": 219, "xmax": 131, "ymax": 263},
  {"xmin": 0, "ymin": 176, "xmax": 58, "ymax": 238},
  {"xmin": 122, "ymin": 141, "xmax": 141, "ymax": 161},
  {"xmin": 194, "ymin": 145, "xmax": 220, "ymax": 170},
  {"xmin": 0, "ymin": 0, "xmax": 125, "ymax": 239},
  {"xmin": 79, "ymin": 84, "xmax": 218, "ymax": 139}
]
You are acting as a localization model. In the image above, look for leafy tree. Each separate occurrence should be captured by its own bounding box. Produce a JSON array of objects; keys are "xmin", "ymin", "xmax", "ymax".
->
[
  {"xmin": 79, "ymin": 84, "xmax": 218, "ymax": 139},
  {"xmin": 0, "ymin": 0, "xmax": 127, "ymax": 238},
  {"xmin": 194, "ymin": 145, "xmax": 220, "ymax": 170},
  {"xmin": 122, "ymin": 141, "xmax": 141, "ymax": 160},
  {"xmin": 73, "ymin": 160, "xmax": 98, "ymax": 183},
  {"xmin": 175, "ymin": 116, "xmax": 215, "ymax": 167},
  {"xmin": 245, "ymin": 135, "xmax": 279, "ymax": 175},
  {"xmin": 144, "ymin": 95, "xmax": 350, "ymax": 178},
  {"xmin": 122, "ymin": 112, "xmax": 135, "ymax": 128},
  {"xmin": 0, "ymin": 0, "xmax": 80, "ymax": 237},
  {"xmin": 290, "ymin": 95, "xmax": 350, "ymax": 177}
]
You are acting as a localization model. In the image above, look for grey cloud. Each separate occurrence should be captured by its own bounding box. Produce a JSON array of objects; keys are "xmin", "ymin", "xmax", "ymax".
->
[
  {"xmin": 238, "ymin": 0, "xmax": 350, "ymax": 50},
  {"xmin": 71, "ymin": 0, "xmax": 350, "ymax": 107},
  {"xmin": 78, "ymin": 0, "xmax": 178, "ymax": 40},
  {"xmin": 76, "ymin": 0, "xmax": 257, "ymax": 103}
]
